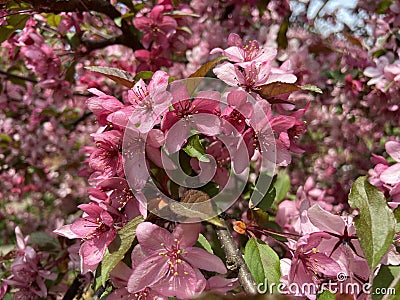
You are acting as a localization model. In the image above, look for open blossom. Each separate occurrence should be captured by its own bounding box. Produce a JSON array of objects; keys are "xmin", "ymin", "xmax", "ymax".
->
[
  {"xmin": 134, "ymin": 5, "xmax": 177, "ymax": 48},
  {"xmin": 214, "ymin": 61, "xmax": 297, "ymax": 93},
  {"xmin": 369, "ymin": 141, "xmax": 400, "ymax": 204},
  {"xmin": 288, "ymin": 232, "xmax": 342, "ymax": 287},
  {"xmin": 87, "ymin": 88, "xmax": 124, "ymax": 126},
  {"xmin": 135, "ymin": 46, "xmax": 172, "ymax": 72},
  {"xmin": 221, "ymin": 89, "xmax": 253, "ymax": 133},
  {"xmin": 107, "ymin": 70, "xmax": 171, "ymax": 132},
  {"xmin": 211, "ymin": 33, "xmax": 277, "ymax": 65},
  {"xmin": 97, "ymin": 177, "xmax": 147, "ymax": 218},
  {"xmin": 88, "ymin": 130, "xmax": 123, "ymax": 181},
  {"xmin": 2, "ymin": 227, "xmax": 56, "ymax": 299},
  {"xmin": 54, "ymin": 203, "xmax": 122, "ymax": 273},
  {"xmin": 127, "ymin": 222, "xmax": 227, "ymax": 299},
  {"xmin": 161, "ymin": 82, "xmax": 221, "ymax": 153}
]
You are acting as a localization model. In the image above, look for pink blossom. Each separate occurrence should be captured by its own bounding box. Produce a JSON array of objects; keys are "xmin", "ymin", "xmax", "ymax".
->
[
  {"xmin": 107, "ymin": 71, "xmax": 171, "ymax": 132},
  {"xmin": 161, "ymin": 83, "xmax": 221, "ymax": 153},
  {"xmin": 191, "ymin": 140, "xmax": 230, "ymax": 187},
  {"xmin": 134, "ymin": 5, "xmax": 177, "ymax": 48},
  {"xmin": 109, "ymin": 261, "xmax": 167, "ymax": 300},
  {"xmin": 221, "ymin": 89, "xmax": 253, "ymax": 133},
  {"xmin": 54, "ymin": 203, "xmax": 119, "ymax": 273},
  {"xmin": 97, "ymin": 177, "xmax": 147, "ymax": 218},
  {"xmin": 2, "ymin": 227, "xmax": 56, "ymax": 299},
  {"xmin": 213, "ymin": 61, "xmax": 294, "ymax": 93},
  {"xmin": 211, "ymin": 33, "xmax": 277, "ymax": 65},
  {"xmin": 127, "ymin": 222, "xmax": 226, "ymax": 299},
  {"xmin": 289, "ymin": 232, "xmax": 342, "ymax": 287},
  {"xmin": 88, "ymin": 130, "xmax": 123, "ymax": 180},
  {"xmin": 135, "ymin": 46, "xmax": 172, "ymax": 72},
  {"xmin": 87, "ymin": 88, "xmax": 124, "ymax": 126}
]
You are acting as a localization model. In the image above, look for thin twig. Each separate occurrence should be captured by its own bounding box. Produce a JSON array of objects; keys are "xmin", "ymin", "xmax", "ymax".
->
[
  {"xmin": 214, "ymin": 220, "xmax": 258, "ymax": 295},
  {"xmin": 0, "ymin": 69, "xmax": 38, "ymax": 83},
  {"xmin": 382, "ymin": 270, "xmax": 400, "ymax": 300}
]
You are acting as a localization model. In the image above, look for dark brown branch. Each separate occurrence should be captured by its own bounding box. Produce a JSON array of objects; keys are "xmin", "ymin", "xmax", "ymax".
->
[
  {"xmin": 62, "ymin": 274, "xmax": 88, "ymax": 300},
  {"xmin": 0, "ymin": 69, "xmax": 38, "ymax": 83},
  {"xmin": 24, "ymin": 0, "xmax": 141, "ymax": 51},
  {"xmin": 214, "ymin": 220, "xmax": 258, "ymax": 295}
]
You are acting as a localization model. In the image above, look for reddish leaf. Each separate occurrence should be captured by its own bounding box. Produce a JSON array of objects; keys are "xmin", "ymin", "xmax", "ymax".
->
[
  {"xmin": 85, "ymin": 66, "xmax": 135, "ymax": 88},
  {"xmin": 257, "ymin": 82, "xmax": 301, "ymax": 99}
]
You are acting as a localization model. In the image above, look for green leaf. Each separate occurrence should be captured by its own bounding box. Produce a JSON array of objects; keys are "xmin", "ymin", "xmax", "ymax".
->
[
  {"xmin": 183, "ymin": 135, "xmax": 209, "ymax": 162},
  {"xmin": 301, "ymin": 84, "xmax": 323, "ymax": 94},
  {"xmin": 256, "ymin": 187, "xmax": 276, "ymax": 211},
  {"xmin": 66, "ymin": 32, "xmax": 81, "ymax": 49},
  {"xmin": 196, "ymin": 233, "xmax": 213, "ymax": 254},
  {"xmin": 166, "ymin": 11, "xmax": 201, "ymax": 18},
  {"xmin": 274, "ymin": 171, "xmax": 290, "ymax": 204},
  {"xmin": 45, "ymin": 13, "xmax": 62, "ymax": 27},
  {"xmin": 372, "ymin": 265, "xmax": 400, "ymax": 300},
  {"xmin": 177, "ymin": 26, "xmax": 192, "ymax": 35},
  {"xmin": 376, "ymin": 0, "xmax": 393, "ymax": 14},
  {"xmin": 85, "ymin": 66, "xmax": 135, "ymax": 88},
  {"xmin": 244, "ymin": 238, "xmax": 280, "ymax": 289},
  {"xmin": 0, "ymin": 14, "xmax": 30, "ymax": 43},
  {"xmin": 394, "ymin": 207, "xmax": 400, "ymax": 232},
  {"xmin": 317, "ymin": 290, "xmax": 336, "ymax": 300},
  {"xmin": 0, "ymin": 134, "xmax": 12, "ymax": 147},
  {"xmin": 97, "ymin": 216, "xmax": 143, "ymax": 287},
  {"xmin": 348, "ymin": 176, "xmax": 396, "ymax": 270},
  {"xmin": 277, "ymin": 16, "xmax": 289, "ymax": 49},
  {"xmin": 133, "ymin": 71, "xmax": 154, "ymax": 81},
  {"xmin": 113, "ymin": 17, "xmax": 122, "ymax": 27}
]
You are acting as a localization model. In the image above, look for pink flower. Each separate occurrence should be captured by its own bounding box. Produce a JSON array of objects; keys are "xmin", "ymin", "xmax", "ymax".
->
[
  {"xmin": 380, "ymin": 141, "xmax": 400, "ymax": 185},
  {"xmin": 134, "ymin": 5, "xmax": 177, "ymax": 48},
  {"xmin": 97, "ymin": 177, "xmax": 147, "ymax": 218},
  {"xmin": 214, "ymin": 61, "xmax": 297, "ymax": 93},
  {"xmin": 107, "ymin": 71, "xmax": 171, "ymax": 132},
  {"xmin": 88, "ymin": 130, "xmax": 123, "ymax": 179},
  {"xmin": 109, "ymin": 260, "xmax": 167, "ymax": 300},
  {"xmin": 87, "ymin": 88, "xmax": 124, "ymax": 126},
  {"xmin": 54, "ymin": 203, "xmax": 119, "ymax": 273},
  {"xmin": 289, "ymin": 232, "xmax": 342, "ymax": 286},
  {"xmin": 211, "ymin": 33, "xmax": 277, "ymax": 65},
  {"xmin": 127, "ymin": 222, "xmax": 227, "ymax": 299},
  {"xmin": 221, "ymin": 89, "xmax": 253, "ymax": 133},
  {"xmin": 246, "ymin": 101, "xmax": 298, "ymax": 166},
  {"xmin": 135, "ymin": 46, "xmax": 172, "ymax": 72},
  {"xmin": 191, "ymin": 140, "xmax": 230, "ymax": 187},
  {"xmin": 2, "ymin": 227, "xmax": 56, "ymax": 299},
  {"xmin": 161, "ymin": 83, "xmax": 221, "ymax": 153}
]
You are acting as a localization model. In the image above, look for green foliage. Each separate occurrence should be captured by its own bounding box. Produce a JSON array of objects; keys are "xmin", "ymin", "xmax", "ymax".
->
[
  {"xmin": 196, "ymin": 233, "xmax": 214, "ymax": 254},
  {"xmin": 244, "ymin": 237, "xmax": 280, "ymax": 289},
  {"xmin": 45, "ymin": 14, "xmax": 62, "ymax": 27},
  {"xmin": 348, "ymin": 176, "xmax": 396, "ymax": 270},
  {"xmin": 273, "ymin": 171, "xmax": 291, "ymax": 204},
  {"xmin": 317, "ymin": 290, "xmax": 335, "ymax": 300},
  {"xmin": 277, "ymin": 16, "xmax": 289, "ymax": 49},
  {"xmin": 182, "ymin": 135, "xmax": 209, "ymax": 162},
  {"xmin": 133, "ymin": 71, "xmax": 154, "ymax": 81},
  {"xmin": 372, "ymin": 265, "xmax": 400, "ymax": 300},
  {"xmin": 95, "ymin": 216, "xmax": 143, "ymax": 288},
  {"xmin": 0, "ymin": 14, "xmax": 30, "ymax": 44}
]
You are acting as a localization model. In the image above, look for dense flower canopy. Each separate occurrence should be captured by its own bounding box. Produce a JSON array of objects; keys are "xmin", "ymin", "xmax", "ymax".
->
[{"xmin": 1, "ymin": 0, "xmax": 400, "ymax": 299}]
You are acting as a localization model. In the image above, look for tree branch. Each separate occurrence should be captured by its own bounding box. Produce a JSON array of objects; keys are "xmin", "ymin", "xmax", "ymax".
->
[
  {"xmin": 0, "ymin": 69, "xmax": 38, "ymax": 83},
  {"xmin": 214, "ymin": 220, "xmax": 258, "ymax": 295},
  {"xmin": 24, "ymin": 0, "xmax": 141, "ymax": 51}
]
